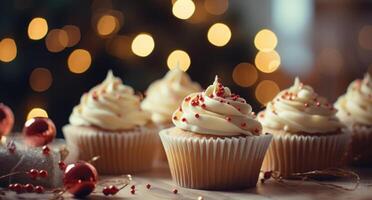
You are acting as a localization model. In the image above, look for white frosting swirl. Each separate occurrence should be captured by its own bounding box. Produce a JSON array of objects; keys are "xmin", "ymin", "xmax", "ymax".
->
[
  {"xmin": 172, "ymin": 76, "xmax": 262, "ymax": 136},
  {"xmin": 258, "ymin": 78, "xmax": 341, "ymax": 134},
  {"xmin": 69, "ymin": 71, "xmax": 150, "ymax": 131},
  {"xmin": 335, "ymin": 73, "xmax": 372, "ymax": 126},
  {"xmin": 141, "ymin": 68, "xmax": 201, "ymax": 124}
]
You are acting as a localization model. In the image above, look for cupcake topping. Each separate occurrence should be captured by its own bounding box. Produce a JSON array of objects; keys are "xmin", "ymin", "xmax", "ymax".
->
[
  {"xmin": 258, "ymin": 77, "xmax": 341, "ymax": 134},
  {"xmin": 172, "ymin": 76, "xmax": 262, "ymax": 136},
  {"xmin": 335, "ymin": 73, "xmax": 372, "ymax": 126},
  {"xmin": 69, "ymin": 71, "xmax": 150, "ymax": 131},
  {"xmin": 141, "ymin": 68, "xmax": 201, "ymax": 124}
]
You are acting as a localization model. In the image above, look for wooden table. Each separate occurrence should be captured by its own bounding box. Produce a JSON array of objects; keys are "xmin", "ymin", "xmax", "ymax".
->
[{"xmin": 2, "ymin": 162, "xmax": 371, "ymax": 200}]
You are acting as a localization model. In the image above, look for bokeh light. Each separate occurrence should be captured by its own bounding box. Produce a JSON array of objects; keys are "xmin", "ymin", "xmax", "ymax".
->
[
  {"xmin": 97, "ymin": 15, "xmax": 118, "ymax": 36},
  {"xmin": 131, "ymin": 33, "xmax": 155, "ymax": 57},
  {"xmin": 106, "ymin": 35, "xmax": 133, "ymax": 59},
  {"xmin": 204, "ymin": 0, "xmax": 228, "ymax": 15},
  {"xmin": 29, "ymin": 68, "xmax": 53, "ymax": 92},
  {"xmin": 232, "ymin": 63, "xmax": 258, "ymax": 87},
  {"xmin": 27, "ymin": 108, "xmax": 48, "ymax": 120},
  {"xmin": 28, "ymin": 17, "xmax": 48, "ymax": 40},
  {"xmin": 62, "ymin": 25, "xmax": 81, "ymax": 47},
  {"xmin": 358, "ymin": 25, "xmax": 372, "ymax": 50},
  {"xmin": 255, "ymin": 80, "xmax": 280, "ymax": 105},
  {"xmin": 255, "ymin": 50, "xmax": 281, "ymax": 73},
  {"xmin": 68, "ymin": 49, "xmax": 92, "ymax": 74},
  {"xmin": 0, "ymin": 38, "xmax": 17, "ymax": 62},
  {"xmin": 254, "ymin": 29, "xmax": 278, "ymax": 52},
  {"xmin": 172, "ymin": 0, "xmax": 195, "ymax": 20},
  {"xmin": 45, "ymin": 29, "xmax": 68, "ymax": 53},
  {"xmin": 167, "ymin": 50, "xmax": 191, "ymax": 71},
  {"xmin": 207, "ymin": 23, "xmax": 231, "ymax": 47}
]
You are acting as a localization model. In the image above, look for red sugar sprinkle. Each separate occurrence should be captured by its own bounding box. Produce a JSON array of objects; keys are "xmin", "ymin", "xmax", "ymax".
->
[
  {"xmin": 185, "ymin": 97, "xmax": 191, "ymax": 102},
  {"xmin": 316, "ymin": 102, "xmax": 321, "ymax": 107},
  {"xmin": 173, "ymin": 116, "xmax": 178, "ymax": 120},
  {"xmin": 173, "ymin": 189, "xmax": 178, "ymax": 194},
  {"xmin": 304, "ymin": 103, "xmax": 309, "ymax": 107},
  {"xmin": 146, "ymin": 184, "xmax": 151, "ymax": 189},
  {"xmin": 201, "ymin": 104, "xmax": 206, "ymax": 109},
  {"xmin": 179, "ymin": 107, "xmax": 182, "ymax": 112},
  {"xmin": 209, "ymin": 94, "xmax": 214, "ymax": 98},
  {"xmin": 195, "ymin": 114, "xmax": 200, "ymax": 118},
  {"xmin": 181, "ymin": 118, "xmax": 187, "ymax": 122},
  {"xmin": 226, "ymin": 117, "xmax": 231, "ymax": 121},
  {"xmin": 191, "ymin": 100, "xmax": 199, "ymax": 106},
  {"xmin": 42, "ymin": 146, "xmax": 50, "ymax": 155},
  {"xmin": 241, "ymin": 122, "xmax": 246, "ymax": 127}
]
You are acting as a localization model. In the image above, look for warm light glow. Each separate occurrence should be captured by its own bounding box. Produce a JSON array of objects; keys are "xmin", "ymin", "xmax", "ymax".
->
[
  {"xmin": 167, "ymin": 50, "xmax": 191, "ymax": 71},
  {"xmin": 28, "ymin": 17, "xmax": 48, "ymax": 40},
  {"xmin": 62, "ymin": 25, "xmax": 81, "ymax": 47},
  {"xmin": 232, "ymin": 63, "xmax": 258, "ymax": 87},
  {"xmin": 0, "ymin": 38, "xmax": 17, "ymax": 62},
  {"xmin": 254, "ymin": 29, "xmax": 278, "ymax": 52},
  {"xmin": 107, "ymin": 35, "xmax": 132, "ymax": 59},
  {"xmin": 255, "ymin": 80, "xmax": 280, "ymax": 105},
  {"xmin": 358, "ymin": 25, "xmax": 372, "ymax": 50},
  {"xmin": 27, "ymin": 108, "xmax": 48, "ymax": 120},
  {"xmin": 97, "ymin": 15, "xmax": 118, "ymax": 36},
  {"xmin": 45, "ymin": 29, "xmax": 68, "ymax": 53},
  {"xmin": 172, "ymin": 0, "xmax": 195, "ymax": 20},
  {"xmin": 207, "ymin": 23, "xmax": 231, "ymax": 47},
  {"xmin": 68, "ymin": 49, "xmax": 92, "ymax": 74},
  {"xmin": 131, "ymin": 33, "xmax": 155, "ymax": 57},
  {"xmin": 255, "ymin": 50, "xmax": 281, "ymax": 73},
  {"xmin": 204, "ymin": 0, "xmax": 228, "ymax": 15},
  {"xmin": 29, "ymin": 68, "xmax": 53, "ymax": 92}
]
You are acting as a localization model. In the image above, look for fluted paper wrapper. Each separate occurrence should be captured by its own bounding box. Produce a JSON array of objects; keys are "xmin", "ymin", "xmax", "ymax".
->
[
  {"xmin": 160, "ymin": 129, "xmax": 272, "ymax": 190},
  {"xmin": 155, "ymin": 123, "xmax": 173, "ymax": 162},
  {"xmin": 262, "ymin": 130, "xmax": 350, "ymax": 178},
  {"xmin": 63, "ymin": 125, "xmax": 158, "ymax": 175},
  {"xmin": 347, "ymin": 125, "xmax": 372, "ymax": 166}
]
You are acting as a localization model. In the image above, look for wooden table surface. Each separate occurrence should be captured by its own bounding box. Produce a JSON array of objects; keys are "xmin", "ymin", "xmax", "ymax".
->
[{"xmin": 2, "ymin": 162, "xmax": 372, "ymax": 200}]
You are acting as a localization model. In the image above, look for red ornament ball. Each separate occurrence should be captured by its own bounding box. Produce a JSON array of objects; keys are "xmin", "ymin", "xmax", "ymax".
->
[
  {"xmin": 22, "ymin": 117, "xmax": 56, "ymax": 147},
  {"xmin": 63, "ymin": 161, "xmax": 98, "ymax": 198},
  {"xmin": 0, "ymin": 103, "xmax": 14, "ymax": 138}
]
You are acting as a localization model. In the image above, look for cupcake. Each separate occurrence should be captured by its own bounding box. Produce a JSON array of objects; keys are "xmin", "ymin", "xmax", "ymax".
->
[
  {"xmin": 258, "ymin": 78, "xmax": 350, "ymax": 178},
  {"xmin": 160, "ymin": 76, "xmax": 272, "ymax": 190},
  {"xmin": 63, "ymin": 71, "xmax": 157, "ymax": 174},
  {"xmin": 335, "ymin": 73, "xmax": 372, "ymax": 165}
]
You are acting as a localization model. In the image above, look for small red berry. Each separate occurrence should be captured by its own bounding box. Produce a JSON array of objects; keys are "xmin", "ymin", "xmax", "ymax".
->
[
  {"xmin": 109, "ymin": 185, "xmax": 119, "ymax": 195},
  {"xmin": 8, "ymin": 184, "xmax": 15, "ymax": 190},
  {"xmin": 173, "ymin": 189, "xmax": 178, "ymax": 194},
  {"xmin": 102, "ymin": 187, "xmax": 110, "ymax": 196},
  {"xmin": 24, "ymin": 184, "xmax": 34, "ymax": 193},
  {"xmin": 38, "ymin": 170, "xmax": 48, "ymax": 178},
  {"xmin": 28, "ymin": 169, "xmax": 39, "ymax": 179},
  {"xmin": 13, "ymin": 183, "xmax": 23, "ymax": 193},
  {"xmin": 35, "ymin": 186, "xmax": 44, "ymax": 193},
  {"xmin": 58, "ymin": 161, "xmax": 66, "ymax": 171},
  {"xmin": 146, "ymin": 184, "xmax": 151, "ymax": 189},
  {"xmin": 42, "ymin": 145, "xmax": 50, "ymax": 155}
]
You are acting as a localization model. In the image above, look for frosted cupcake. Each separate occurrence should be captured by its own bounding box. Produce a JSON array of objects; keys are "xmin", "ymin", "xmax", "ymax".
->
[
  {"xmin": 141, "ymin": 68, "xmax": 201, "ymax": 127},
  {"xmin": 335, "ymin": 73, "xmax": 372, "ymax": 165},
  {"xmin": 160, "ymin": 76, "xmax": 272, "ymax": 190},
  {"xmin": 63, "ymin": 71, "xmax": 157, "ymax": 174},
  {"xmin": 258, "ymin": 78, "xmax": 349, "ymax": 178}
]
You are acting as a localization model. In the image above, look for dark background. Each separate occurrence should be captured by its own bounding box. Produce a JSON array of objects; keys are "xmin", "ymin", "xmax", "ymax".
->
[{"xmin": 0, "ymin": 0, "xmax": 371, "ymax": 137}]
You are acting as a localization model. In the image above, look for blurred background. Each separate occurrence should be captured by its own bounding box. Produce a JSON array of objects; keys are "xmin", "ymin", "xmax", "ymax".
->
[{"xmin": 0, "ymin": 0, "xmax": 371, "ymax": 137}]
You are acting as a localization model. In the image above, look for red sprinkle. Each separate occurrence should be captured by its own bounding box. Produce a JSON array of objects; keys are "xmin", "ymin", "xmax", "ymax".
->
[
  {"xmin": 185, "ymin": 97, "xmax": 191, "ymax": 102},
  {"xmin": 316, "ymin": 102, "xmax": 321, "ymax": 107},
  {"xmin": 201, "ymin": 104, "xmax": 206, "ymax": 109},
  {"xmin": 130, "ymin": 185, "xmax": 135, "ymax": 190},
  {"xmin": 35, "ymin": 186, "xmax": 44, "ymax": 193},
  {"xmin": 241, "ymin": 122, "xmax": 246, "ymax": 127},
  {"xmin": 38, "ymin": 170, "xmax": 48, "ymax": 178},
  {"xmin": 131, "ymin": 189, "xmax": 135, "ymax": 194},
  {"xmin": 28, "ymin": 169, "xmax": 39, "ymax": 179},
  {"xmin": 304, "ymin": 103, "xmax": 309, "ymax": 107},
  {"xmin": 173, "ymin": 116, "xmax": 178, "ymax": 120},
  {"xmin": 173, "ymin": 189, "xmax": 178, "ymax": 194},
  {"xmin": 179, "ymin": 107, "xmax": 182, "ymax": 112},
  {"xmin": 195, "ymin": 114, "xmax": 200, "ymax": 118},
  {"xmin": 226, "ymin": 117, "xmax": 231, "ymax": 121},
  {"xmin": 146, "ymin": 184, "xmax": 151, "ymax": 189},
  {"xmin": 58, "ymin": 161, "xmax": 66, "ymax": 171},
  {"xmin": 42, "ymin": 145, "xmax": 50, "ymax": 155},
  {"xmin": 181, "ymin": 118, "xmax": 187, "ymax": 122}
]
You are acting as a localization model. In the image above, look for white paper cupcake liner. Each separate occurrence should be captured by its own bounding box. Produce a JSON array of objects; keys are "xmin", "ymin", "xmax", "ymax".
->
[
  {"xmin": 159, "ymin": 128, "xmax": 272, "ymax": 190},
  {"xmin": 262, "ymin": 130, "xmax": 350, "ymax": 178},
  {"xmin": 63, "ymin": 125, "xmax": 158, "ymax": 175},
  {"xmin": 347, "ymin": 125, "xmax": 372, "ymax": 165}
]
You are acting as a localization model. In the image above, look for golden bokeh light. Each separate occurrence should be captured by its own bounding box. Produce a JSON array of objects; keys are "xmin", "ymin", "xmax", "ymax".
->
[
  {"xmin": 106, "ymin": 35, "xmax": 133, "ymax": 59},
  {"xmin": 29, "ymin": 68, "xmax": 53, "ymax": 92},
  {"xmin": 0, "ymin": 38, "xmax": 17, "ymax": 62},
  {"xmin": 254, "ymin": 29, "xmax": 278, "ymax": 52},
  {"xmin": 28, "ymin": 17, "xmax": 48, "ymax": 40},
  {"xmin": 255, "ymin": 50, "xmax": 281, "ymax": 73},
  {"xmin": 97, "ymin": 15, "xmax": 118, "ymax": 36},
  {"xmin": 255, "ymin": 80, "xmax": 280, "ymax": 105},
  {"xmin": 207, "ymin": 23, "xmax": 231, "ymax": 47},
  {"xmin": 45, "ymin": 29, "xmax": 68, "ymax": 53},
  {"xmin": 68, "ymin": 49, "xmax": 92, "ymax": 74},
  {"xmin": 62, "ymin": 25, "xmax": 81, "ymax": 47},
  {"xmin": 167, "ymin": 50, "xmax": 191, "ymax": 71},
  {"xmin": 232, "ymin": 63, "xmax": 258, "ymax": 87},
  {"xmin": 358, "ymin": 25, "xmax": 372, "ymax": 50},
  {"xmin": 131, "ymin": 33, "xmax": 155, "ymax": 57},
  {"xmin": 27, "ymin": 108, "xmax": 48, "ymax": 120},
  {"xmin": 204, "ymin": 0, "xmax": 228, "ymax": 15},
  {"xmin": 172, "ymin": 0, "xmax": 195, "ymax": 20}
]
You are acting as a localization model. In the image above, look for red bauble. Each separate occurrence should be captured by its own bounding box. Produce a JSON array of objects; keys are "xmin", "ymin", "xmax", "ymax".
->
[
  {"xmin": 63, "ymin": 161, "xmax": 98, "ymax": 198},
  {"xmin": 0, "ymin": 103, "xmax": 14, "ymax": 137},
  {"xmin": 22, "ymin": 117, "xmax": 56, "ymax": 147}
]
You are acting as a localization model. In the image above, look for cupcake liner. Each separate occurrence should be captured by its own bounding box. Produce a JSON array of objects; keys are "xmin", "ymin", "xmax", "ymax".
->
[
  {"xmin": 262, "ymin": 130, "xmax": 350, "ymax": 178},
  {"xmin": 155, "ymin": 123, "xmax": 173, "ymax": 162},
  {"xmin": 159, "ymin": 128, "xmax": 272, "ymax": 190},
  {"xmin": 63, "ymin": 125, "xmax": 158, "ymax": 175},
  {"xmin": 347, "ymin": 125, "xmax": 372, "ymax": 166}
]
